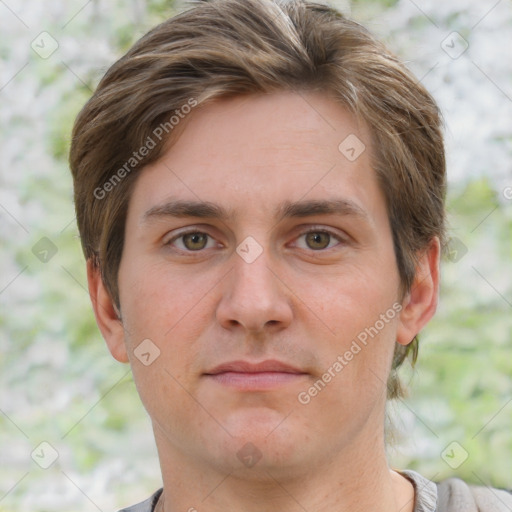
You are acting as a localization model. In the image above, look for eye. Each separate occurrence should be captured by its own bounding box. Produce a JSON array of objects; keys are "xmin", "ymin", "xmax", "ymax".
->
[
  {"xmin": 294, "ymin": 229, "xmax": 343, "ymax": 251},
  {"xmin": 165, "ymin": 230, "xmax": 217, "ymax": 251},
  {"xmin": 164, "ymin": 227, "xmax": 345, "ymax": 253}
]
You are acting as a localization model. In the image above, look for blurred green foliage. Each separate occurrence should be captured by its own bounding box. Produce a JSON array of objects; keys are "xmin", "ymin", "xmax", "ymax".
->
[
  {"xmin": 1, "ymin": 0, "xmax": 510, "ymax": 510},
  {"xmin": 388, "ymin": 178, "xmax": 512, "ymax": 487}
]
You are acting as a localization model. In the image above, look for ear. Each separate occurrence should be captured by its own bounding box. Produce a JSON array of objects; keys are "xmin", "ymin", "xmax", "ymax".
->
[
  {"xmin": 86, "ymin": 259, "xmax": 129, "ymax": 363},
  {"xmin": 396, "ymin": 237, "xmax": 440, "ymax": 346}
]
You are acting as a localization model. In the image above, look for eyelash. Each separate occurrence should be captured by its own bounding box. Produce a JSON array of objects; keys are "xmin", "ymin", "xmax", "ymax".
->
[{"xmin": 164, "ymin": 227, "xmax": 346, "ymax": 253}]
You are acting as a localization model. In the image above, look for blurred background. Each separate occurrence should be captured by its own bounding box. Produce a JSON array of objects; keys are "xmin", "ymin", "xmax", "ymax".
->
[{"xmin": 0, "ymin": 0, "xmax": 511, "ymax": 510}]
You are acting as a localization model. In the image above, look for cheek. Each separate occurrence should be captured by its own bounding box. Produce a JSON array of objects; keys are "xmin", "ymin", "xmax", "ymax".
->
[
  {"xmin": 298, "ymin": 268, "xmax": 400, "ymax": 395},
  {"xmin": 298, "ymin": 260, "xmax": 398, "ymax": 334},
  {"xmin": 119, "ymin": 259, "xmax": 216, "ymax": 342},
  {"xmin": 118, "ymin": 261, "xmax": 212, "ymax": 420}
]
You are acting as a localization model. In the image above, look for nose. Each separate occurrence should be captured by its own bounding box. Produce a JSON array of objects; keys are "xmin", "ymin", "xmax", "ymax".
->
[{"xmin": 215, "ymin": 244, "xmax": 293, "ymax": 335}]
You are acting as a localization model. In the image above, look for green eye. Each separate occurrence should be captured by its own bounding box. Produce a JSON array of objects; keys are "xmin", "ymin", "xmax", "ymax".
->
[
  {"xmin": 165, "ymin": 230, "xmax": 214, "ymax": 252},
  {"xmin": 182, "ymin": 232, "xmax": 209, "ymax": 251},
  {"xmin": 295, "ymin": 229, "xmax": 344, "ymax": 251},
  {"xmin": 304, "ymin": 231, "xmax": 332, "ymax": 250}
]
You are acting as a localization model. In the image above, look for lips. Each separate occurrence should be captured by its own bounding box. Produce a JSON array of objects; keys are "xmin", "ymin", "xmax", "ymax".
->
[
  {"xmin": 203, "ymin": 360, "xmax": 308, "ymax": 390},
  {"xmin": 204, "ymin": 359, "xmax": 305, "ymax": 375}
]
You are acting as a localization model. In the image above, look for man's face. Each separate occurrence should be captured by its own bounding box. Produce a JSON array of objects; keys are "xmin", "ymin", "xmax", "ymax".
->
[{"xmin": 115, "ymin": 91, "xmax": 408, "ymax": 476}]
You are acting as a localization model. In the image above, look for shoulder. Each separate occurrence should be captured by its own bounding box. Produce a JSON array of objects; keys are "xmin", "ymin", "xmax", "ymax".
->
[
  {"xmin": 117, "ymin": 488, "xmax": 163, "ymax": 512},
  {"xmin": 436, "ymin": 477, "xmax": 512, "ymax": 512},
  {"xmin": 399, "ymin": 469, "xmax": 512, "ymax": 512}
]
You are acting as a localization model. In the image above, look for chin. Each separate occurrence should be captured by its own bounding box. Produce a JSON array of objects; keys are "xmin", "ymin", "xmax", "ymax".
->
[{"xmin": 201, "ymin": 409, "xmax": 311, "ymax": 475}]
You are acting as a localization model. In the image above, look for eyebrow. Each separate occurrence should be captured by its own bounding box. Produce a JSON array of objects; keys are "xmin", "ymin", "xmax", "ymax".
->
[{"xmin": 142, "ymin": 198, "xmax": 369, "ymax": 224}]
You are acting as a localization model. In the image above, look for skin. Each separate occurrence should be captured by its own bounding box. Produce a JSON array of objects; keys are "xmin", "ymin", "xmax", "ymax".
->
[{"xmin": 88, "ymin": 91, "xmax": 440, "ymax": 512}]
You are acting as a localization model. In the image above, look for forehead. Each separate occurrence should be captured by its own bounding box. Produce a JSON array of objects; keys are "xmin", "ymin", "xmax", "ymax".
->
[{"xmin": 129, "ymin": 91, "xmax": 382, "ymax": 225}]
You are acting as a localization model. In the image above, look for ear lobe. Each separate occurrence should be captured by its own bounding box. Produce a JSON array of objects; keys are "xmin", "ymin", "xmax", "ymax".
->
[
  {"xmin": 396, "ymin": 237, "xmax": 441, "ymax": 346},
  {"xmin": 86, "ymin": 259, "xmax": 129, "ymax": 363}
]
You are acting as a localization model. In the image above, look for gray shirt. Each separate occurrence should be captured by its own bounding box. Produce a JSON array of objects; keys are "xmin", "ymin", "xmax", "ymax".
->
[{"xmin": 118, "ymin": 470, "xmax": 512, "ymax": 512}]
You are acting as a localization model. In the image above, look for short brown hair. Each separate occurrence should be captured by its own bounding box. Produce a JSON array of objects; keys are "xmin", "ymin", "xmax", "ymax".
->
[{"xmin": 69, "ymin": 0, "xmax": 446, "ymax": 398}]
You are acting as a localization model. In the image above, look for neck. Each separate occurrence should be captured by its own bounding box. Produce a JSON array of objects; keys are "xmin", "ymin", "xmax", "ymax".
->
[{"xmin": 153, "ymin": 423, "xmax": 415, "ymax": 512}]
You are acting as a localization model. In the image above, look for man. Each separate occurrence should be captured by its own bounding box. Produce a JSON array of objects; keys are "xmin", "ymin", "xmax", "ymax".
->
[{"xmin": 69, "ymin": 0, "xmax": 512, "ymax": 511}]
